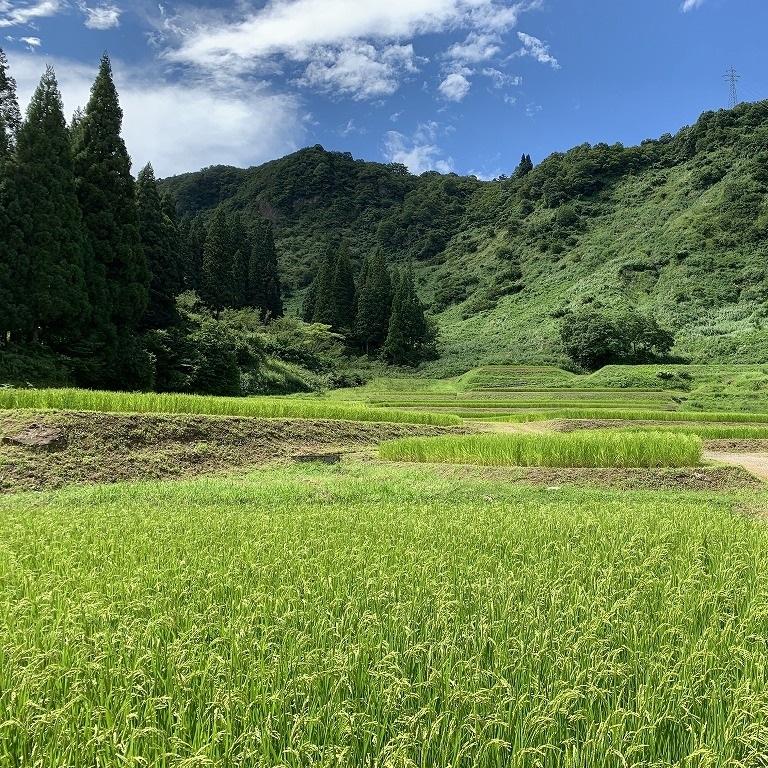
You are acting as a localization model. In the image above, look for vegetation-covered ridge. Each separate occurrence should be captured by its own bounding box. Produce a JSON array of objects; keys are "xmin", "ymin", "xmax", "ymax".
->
[{"xmin": 163, "ymin": 100, "xmax": 768, "ymax": 371}]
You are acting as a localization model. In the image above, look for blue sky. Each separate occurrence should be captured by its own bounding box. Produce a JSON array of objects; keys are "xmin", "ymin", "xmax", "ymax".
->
[{"xmin": 2, "ymin": 0, "xmax": 767, "ymax": 177}]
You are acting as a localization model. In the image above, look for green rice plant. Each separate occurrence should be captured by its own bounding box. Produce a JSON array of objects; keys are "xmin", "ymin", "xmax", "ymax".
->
[
  {"xmin": 1, "ymin": 464, "xmax": 767, "ymax": 766},
  {"xmin": 598, "ymin": 423, "xmax": 768, "ymax": 439},
  {"xmin": 380, "ymin": 431, "xmax": 702, "ymax": 468},
  {"xmin": 0, "ymin": 388, "xmax": 460, "ymax": 426},
  {"xmin": 477, "ymin": 408, "xmax": 768, "ymax": 424}
]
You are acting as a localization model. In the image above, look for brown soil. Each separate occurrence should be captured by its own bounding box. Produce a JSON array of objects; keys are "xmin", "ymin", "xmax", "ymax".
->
[
  {"xmin": 0, "ymin": 410, "xmax": 462, "ymax": 493},
  {"xmin": 704, "ymin": 451, "xmax": 768, "ymax": 482},
  {"xmin": 416, "ymin": 463, "xmax": 761, "ymax": 491}
]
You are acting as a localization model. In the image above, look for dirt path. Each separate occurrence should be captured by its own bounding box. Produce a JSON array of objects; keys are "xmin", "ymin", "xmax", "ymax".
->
[{"xmin": 705, "ymin": 451, "xmax": 768, "ymax": 482}]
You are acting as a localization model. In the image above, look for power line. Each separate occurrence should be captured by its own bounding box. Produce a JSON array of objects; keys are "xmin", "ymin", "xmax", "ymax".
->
[{"xmin": 723, "ymin": 66, "xmax": 740, "ymax": 109}]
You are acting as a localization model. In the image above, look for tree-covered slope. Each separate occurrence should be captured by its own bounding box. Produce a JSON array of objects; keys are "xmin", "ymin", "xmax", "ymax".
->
[{"xmin": 161, "ymin": 101, "xmax": 768, "ymax": 373}]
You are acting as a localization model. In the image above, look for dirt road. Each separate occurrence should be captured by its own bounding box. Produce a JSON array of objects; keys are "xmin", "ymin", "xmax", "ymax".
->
[{"xmin": 705, "ymin": 451, "xmax": 768, "ymax": 482}]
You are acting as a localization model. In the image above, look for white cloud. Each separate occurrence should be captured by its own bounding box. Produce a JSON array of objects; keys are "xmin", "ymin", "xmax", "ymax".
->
[
  {"xmin": 383, "ymin": 127, "xmax": 453, "ymax": 174},
  {"xmin": 438, "ymin": 71, "xmax": 471, "ymax": 101},
  {"xmin": 19, "ymin": 34, "xmax": 39, "ymax": 47},
  {"xmin": 482, "ymin": 67, "xmax": 521, "ymax": 88},
  {"xmin": 516, "ymin": 31, "xmax": 559, "ymax": 69},
  {"xmin": 79, "ymin": 2, "xmax": 121, "ymax": 30},
  {"xmin": 8, "ymin": 52, "xmax": 305, "ymax": 176},
  {"xmin": 445, "ymin": 32, "xmax": 501, "ymax": 63},
  {"xmin": 298, "ymin": 43, "xmax": 417, "ymax": 100},
  {"xmin": 0, "ymin": 0, "xmax": 63, "ymax": 27},
  {"xmin": 681, "ymin": 0, "xmax": 705, "ymax": 10}
]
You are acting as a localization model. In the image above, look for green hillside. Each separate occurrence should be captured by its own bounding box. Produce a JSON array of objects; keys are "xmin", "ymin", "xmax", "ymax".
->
[{"xmin": 161, "ymin": 101, "xmax": 768, "ymax": 373}]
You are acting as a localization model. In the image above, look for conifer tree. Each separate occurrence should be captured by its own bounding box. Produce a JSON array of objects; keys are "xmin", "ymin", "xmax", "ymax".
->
[
  {"xmin": 248, "ymin": 218, "xmax": 283, "ymax": 320},
  {"xmin": 229, "ymin": 213, "xmax": 250, "ymax": 309},
  {"xmin": 200, "ymin": 206, "xmax": 235, "ymax": 313},
  {"xmin": 302, "ymin": 278, "xmax": 318, "ymax": 322},
  {"xmin": 514, "ymin": 154, "xmax": 534, "ymax": 178},
  {"xmin": 355, "ymin": 248, "xmax": 393, "ymax": 353},
  {"xmin": 6, "ymin": 67, "xmax": 89, "ymax": 346},
  {"xmin": 0, "ymin": 48, "xmax": 22, "ymax": 344},
  {"xmin": 312, "ymin": 246, "xmax": 338, "ymax": 327},
  {"xmin": 0, "ymin": 49, "xmax": 22, "ymax": 153},
  {"xmin": 331, "ymin": 243, "xmax": 356, "ymax": 332},
  {"xmin": 383, "ymin": 267, "xmax": 437, "ymax": 366},
  {"xmin": 160, "ymin": 193, "xmax": 184, "ymax": 297},
  {"xmin": 73, "ymin": 54, "xmax": 148, "ymax": 385},
  {"xmin": 137, "ymin": 163, "xmax": 178, "ymax": 329},
  {"xmin": 183, "ymin": 214, "xmax": 206, "ymax": 291}
]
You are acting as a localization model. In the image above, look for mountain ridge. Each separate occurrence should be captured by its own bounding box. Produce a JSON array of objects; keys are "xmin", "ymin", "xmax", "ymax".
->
[{"xmin": 160, "ymin": 101, "xmax": 768, "ymax": 373}]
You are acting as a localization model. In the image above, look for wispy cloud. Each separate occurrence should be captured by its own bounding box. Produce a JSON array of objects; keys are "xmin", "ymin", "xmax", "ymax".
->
[
  {"xmin": 78, "ymin": 2, "xmax": 121, "ymax": 30},
  {"xmin": 19, "ymin": 34, "xmax": 40, "ymax": 47},
  {"xmin": 0, "ymin": 0, "xmax": 64, "ymax": 28},
  {"xmin": 383, "ymin": 122, "xmax": 454, "ymax": 174},
  {"xmin": 516, "ymin": 31, "xmax": 559, "ymax": 69},
  {"xmin": 162, "ymin": 0, "xmax": 540, "ymax": 100},
  {"xmin": 681, "ymin": 0, "xmax": 705, "ymax": 11},
  {"xmin": 8, "ymin": 51, "xmax": 305, "ymax": 176},
  {"xmin": 438, "ymin": 71, "xmax": 471, "ymax": 101}
]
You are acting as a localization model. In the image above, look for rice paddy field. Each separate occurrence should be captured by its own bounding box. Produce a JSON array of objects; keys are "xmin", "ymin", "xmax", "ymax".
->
[
  {"xmin": 2, "ymin": 464, "xmax": 768, "ymax": 766},
  {"xmin": 3, "ymin": 364, "xmax": 768, "ymax": 766},
  {"xmin": 380, "ymin": 431, "xmax": 703, "ymax": 468}
]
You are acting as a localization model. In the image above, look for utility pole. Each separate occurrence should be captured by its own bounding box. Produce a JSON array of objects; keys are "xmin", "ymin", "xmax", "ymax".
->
[{"xmin": 723, "ymin": 66, "xmax": 740, "ymax": 109}]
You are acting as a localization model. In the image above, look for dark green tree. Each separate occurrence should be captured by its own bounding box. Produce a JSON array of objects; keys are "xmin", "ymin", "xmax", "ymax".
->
[
  {"xmin": 302, "ymin": 278, "xmax": 319, "ymax": 322},
  {"xmin": 514, "ymin": 154, "xmax": 534, "ymax": 178},
  {"xmin": 248, "ymin": 218, "xmax": 283, "ymax": 321},
  {"xmin": 137, "ymin": 163, "xmax": 179, "ymax": 329},
  {"xmin": 383, "ymin": 267, "xmax": 437, "ymax": 366},
  {"xmin": 331, "ymin": 243, "xmax": 356, "ymax": 332},
  {"xmin": 5, "ymin": 67, "xmax": 89, "ymax": 346},
  {"xmin": 355, "ymin": 248, "xmax": 392, "ymax": 353},
  {"xmin": 183, "ymin": 214, "xmax": 206, "ymax": 291},
  {"xmin": 312, "ymin": 246, "xmax": 338, "ymax": 327},
  {"xmin": 229, "ymin": 213, "xmax": 250, "ymax": 309},
  {"xmin": 200, "ymin": 206, "xmax": 235, "ymax": 313},
  {"xmin": 0, "ymin": 48, "xmax": 22, "ymax": 153},
  {"xmin": 72, "ymin": 53, "xmax": 149, "ymax": 386}
]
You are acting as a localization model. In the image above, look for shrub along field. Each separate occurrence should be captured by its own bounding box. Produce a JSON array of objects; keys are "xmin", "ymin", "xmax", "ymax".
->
[
  {"xmin": 380, "ymin": 432, "xmax": 703, "ymax": 468},
  {"xmin": 1, "ymin": 464, "xmax": 767, "ymax": 766}
]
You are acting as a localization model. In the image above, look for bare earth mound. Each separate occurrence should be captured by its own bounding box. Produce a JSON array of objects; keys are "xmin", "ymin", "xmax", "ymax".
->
[{"xmin": 0, "ymin": 410, "xmax": 461, "ymax": 493}]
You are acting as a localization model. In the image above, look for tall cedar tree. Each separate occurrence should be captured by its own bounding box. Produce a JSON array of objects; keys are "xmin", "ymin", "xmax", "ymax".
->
[
  {"xmin": 137, "ymin": 164, "xmax": 179, "ymax": 329},
  {"xmin": 302, "ymin": 278, "xmax": 318, "ymax": 322},
  {"xmin": 160, "ymin": 192, "xmax": 183, "ymax": 296},
  {"xmin": 5, "ymin": 67, "xmax": 89, "ymax": 346},
  {"xmin": 312, "ymin": 246, "xmax": 338, "ymax": 327},
  {"xmin": 514, "ymin": 154, "xmax": 534, "ymax": 178},
  {"xmin": 0, "ymin": 49, "xmax": 22, "ymax": 151},
  {"xmin": 229, "ymin": 213, "xmax": 250, "ymax": 309},
  {"xmin": 73, "ymin": 54, "xmax": 148, "ymax": 385},
  {"xmin": 355, "ymin": 248, "xmax": 393, "ymax": 353},
  {"xmin": 249, "ymin": 218, "xmax": 283, "ymax": 321},
  {"xmin": 183, "ymin": 214, "xmax": 206, "ymax": 291},
  {"xmin": 331, "ymin": 243, "xmax": 356, "ymax": 332},
  {"xmin": 0, "ymin": 48, "xmax": 23, "ymax": 344},
  {"xmin": 200, "ymin": 206, "xmax": 235, "ymax": 312},
  {"xmin": 383, "ymin": 267, "xmax": 437, "ymax": 366}
]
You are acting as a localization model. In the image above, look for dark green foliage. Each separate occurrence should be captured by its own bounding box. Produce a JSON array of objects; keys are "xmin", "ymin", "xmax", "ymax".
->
[
  {"xmin": 200, "ymin": 207, "xmax": 235, "ymax": 312},
  {"xmin": 248, "ymin": 218, "xmax": 283, "ymax": 320},
  {"xmin": 311, "ymin": 247, "xmax": 338, "ymax": 327},
  {"xmin": 355, "ymin": 249, "xmax": 393, "ymax": 352},
  {"xmin": 72, "ymin": 54, "xmax": 148, "ymax": 388},
  {"xmin": 383, "ymin": 268, "xmax": 438, "ymax": 367},
  {"xmin": 4, "ymin": 67, "xmax": 89, "ymax": 346},
  {"xmin": 514, "ymin": 154, "xmax": 534, "ymax": 178},
  {"xmin": 0, "ymin": 48, "xmax": 21, "ymax": 154},
  {"xmin": 229, "ymin": 213, "xmax": 250, "ymax": 309},
  {"xmin": 137, "ymin": 164, "xmax": 180, "ymax": 329},
  {"xmin": 302, "ymin": 278, "xmax": 318, "ymax": 322},
  {"xmin": 560, "ymin": 308, "xmax": 674, "ymax": 371},
  {"xmin": 331, "ymin": 243, "xmax": 355, "ymax": 331},
  {"xmin": 182, "ymin": 215, "xmax": 206, "ymax": 291}
]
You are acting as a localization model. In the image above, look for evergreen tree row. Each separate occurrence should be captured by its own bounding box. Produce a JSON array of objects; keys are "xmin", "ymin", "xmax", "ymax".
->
[
  {"xmin": 302, "ymin": 244, "xmax": 437, "ymax": 366},
  {"xmin": 0, "ymin": 50, "xmax": 285, "ymax": 390}
]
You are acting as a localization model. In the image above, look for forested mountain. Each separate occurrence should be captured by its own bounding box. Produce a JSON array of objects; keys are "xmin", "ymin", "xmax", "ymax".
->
[{"xmin": 161, "ymin": 101, "xmax": 768, "ymax": 373}]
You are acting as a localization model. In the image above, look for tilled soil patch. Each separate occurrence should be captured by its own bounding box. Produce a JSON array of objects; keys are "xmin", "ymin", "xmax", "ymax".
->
[
  {"xmin": 0, "ymin": 410, "xmax": 462, "ymax": 493},
  {"xmin": 408, "ymin": 463, "xmax": 761, "ymax": 491}
]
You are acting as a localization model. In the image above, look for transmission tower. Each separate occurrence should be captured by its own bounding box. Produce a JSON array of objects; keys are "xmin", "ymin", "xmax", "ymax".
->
[{"xmin": 723, "ymin": 66, "xmax": 740, "ymax": 108}]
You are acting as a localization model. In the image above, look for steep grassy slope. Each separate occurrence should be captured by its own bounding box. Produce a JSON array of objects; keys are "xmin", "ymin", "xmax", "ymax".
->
[{"xmin": 161, "ymin": 101, "xmax": 768, "ymax": 371}]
